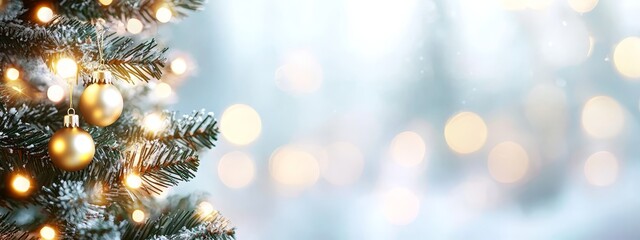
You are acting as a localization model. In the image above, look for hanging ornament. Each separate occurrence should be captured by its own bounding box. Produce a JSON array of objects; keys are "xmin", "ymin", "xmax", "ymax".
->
[
  {"xmin": 79, "ymin": 70, "xmax": 123, "ymax": 126},
  {"xmin": 48, "ymin": 110, "xmax": 96, "ymax": 171}
]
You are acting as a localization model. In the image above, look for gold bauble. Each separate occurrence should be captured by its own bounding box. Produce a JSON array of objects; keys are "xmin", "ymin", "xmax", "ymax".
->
[
  {"xmin": 48, "ymin": 119, "xmax": 95, "ymax": 171},
  {"xmin": 79, "ymin": 71, "xmax": 123, "ymax": 127}
]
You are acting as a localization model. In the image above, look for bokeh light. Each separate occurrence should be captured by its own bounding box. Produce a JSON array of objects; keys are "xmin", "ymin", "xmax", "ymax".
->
[
  {"xmin": 156, "ymin": 6, "xmax": 172, "ymax": 23},
  {"xmin": 526, "ymin": 0, "xmax": 553, "ymax": 10},
  {"xmin": 142, "ymin": 112, "xmax": 166, "ymax": 134},
  {"xmin": 126, "ymin": 18, "xmax": 143, "ymax": 34},
  {"xmin": 613, "ymin": 37, "xmax": 640, "ymax": 79},
  {"xmin": 125, "ymin": 173, "xmax": 143, "ymax": 189},
  {"xmin": 99, "ymin": 0, "xmax": 113, "ymax": 6},
  {"xmin": 275, "ymin": 50, "xmax": 323, "ymax": 95},
  {"xmin": 584, "ymin": 151, "xmax": 619, "ymax": 187},
  {"xmin": 131, "ymin": 209, "xmax": 146, "ymax": 223},
  {"xmin": 170, "ymin": 57, "xmax": 188, "ymax": 75},
  {"xmin": 220, "ymin": 104, "xmax": 262, "ymax": 145},
  {"xmin": 382, "ymin": 188, "xmax": 420, "ymax": 225},
  {"xmin": 154, "ymin": 82, "xmax": 172, "ymax": 99},
  {"xmin": 444, "ymin": 112, "xmax": 488, "ymax": 154},
  {"xmin": 269, "ymin": 145, "xmax": 320, "ymax": 189},
  {"xmin": 389, "ymin": 131, "xmax": 426, "ymax": 166},
  {"xmin": 322, "ymin": 142, "xmax": 364, "ymax": 186},
  {"xmin": 55, "ymin": 57, "xmax": 77, "ymax": 79},
  {"xmin": 36, "ymin": 6, "xmax": 54, "ymax": 23},
  {"xmin": 581, "ymin": 96, "xmax": 625, "ymax": 139},
  {"xmin": 218, "ymin": 151, "xmax": 256, "ymax": 189},
  {"xmin": 488, "ymin": 141, "xmax": 530, "ymax": 184},
  {"xmin": 39, "ymin": 225, "xmax": 56, "ymax": 240},
  {"xmin": 47, "ymin": 85, "xmax": 65, "ymax": 103},
  {"xmin": 501, "ymin": 0, "xmax": 527, "ymax": 10},
  {"xmin": 197, "ymin": 201, "xmax": 217, "ymax": 218},
  {"xmin": 11, "ymin": 174, "xmax": 31, "ymax": 194},
  {"xmin": 5, "ymin": 67, "xmax": 19, "ymax": 81},
  {"xmin": 568, "ymin": 0, "xmax": 599, "ymax": 13}
]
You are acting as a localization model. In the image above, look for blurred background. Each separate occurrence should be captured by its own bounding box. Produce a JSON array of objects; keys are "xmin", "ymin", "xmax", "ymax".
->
[{"xmin": 153, "ymin": 0, "xmax": 640, "ymax": 239}]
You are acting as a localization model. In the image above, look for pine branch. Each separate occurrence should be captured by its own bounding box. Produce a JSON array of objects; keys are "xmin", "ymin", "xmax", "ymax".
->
[
  {"xmin": 123, "ymin": 210, "xmax": 234, "ymax": 240},
  {"xmin": 0, "ymin": 213, "xmax": 33, "ymax": 240},
  {"xmin": 121, "ymin": 141, "xmax": 199, "ymax": 196},
  {"xmin": 102, "ymin": 35, "xmax": 168, "ymax": 83},
  {"xmin": 56, "ymin": 0, "xmax": 206, "ymax": 24}
]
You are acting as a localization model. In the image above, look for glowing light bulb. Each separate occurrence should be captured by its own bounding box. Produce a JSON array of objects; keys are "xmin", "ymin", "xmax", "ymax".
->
[
  {"xmin": 11, "ymin": 174, "xmax": 31, "ymax": 194},
  {"xmin": 131, "ymin": 209, "xmax": 146, "ymax": 223},
  {"xmin": 444, "ymin": 112, "xmax": 488, "ymax": 154},
  {"xmin": 125, "ymin": 173, "xmax": 143, "ymax": 189},
  {"xmin": 155, "ymin": 6, "xmax": 172, "ymax": 23},
  {"xmin": 220, "ymin": 104, "xmax": 262, "ymax": 145},
  {"xmin": 126, "ymin": 18, "xmax": 143, "ymax": 34},
  {"xmin": 36, "ymin": 6, "xmax": 54, "ymax": 23},
  {"xmin": 218, "ymin": 151, "xmax": 256, "ymax": 189},
  {"xmin": 170, "ymin": 57, "xmax": 187, "ymax": 75},
  {"xmin": 56, "ymin": 57, "xmax": 77, "ymax": 79},
  {"xmin": 143, "ymin": 113, "xmax": 165, "ymax": 133},
  {"xmin": 99, "ymin": 0, "xmax": 113, "ymax": 6},
  {"xmin": 47, "ymin": 85, "xmax": 65, "ymax": 103},
  {"xmin": 197, "ymin": 201, "xmax": 217, "ymax": 218},
  {"xmin": 39, "ymin": 225, "xmax": 56, "ymax": 240},
  {"xmin": 5, "ymin": 67, "xmax": 19, "ymax": 81}
]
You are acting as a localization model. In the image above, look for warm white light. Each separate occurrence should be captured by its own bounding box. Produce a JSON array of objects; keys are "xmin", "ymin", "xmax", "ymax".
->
[
  {"xmin": 568, "ymin": 0, "xmax": 599, "ymax": 13},
  {"xmin": 99, "ymin": 0, "xmax": 113, "ymax": 6},
  {"xmin": 389, "ymin": 131, "xmax": 426, "ymax": 166},
  {"xmin": 56, "ymin": 57, "xmax": 77, "ymax": 79},
  {"xmin": 382, "ymin": 188, "xmax": 420, "ymax": 225},
  {"xmin": 143, "ymin": 113, "xmax": 166, "ymax": 133},
  {"xmin": 11, "ymin": 174, "xmax": 31, "ymax": 194},
  {"xmin": 47, "ymin": 85, "xmax": 65, "ymax": 103},
  {"xmin": 126, "ymin": 18, "xmax": 144, "ymax": 34},
  {"xmin": 444, "ymin": 112, "xmax": 488, "ymax": 154},
  {"xmin": 275, "ymin": 51, "xmax": 323, "ymax": 95},
  {"xmin": 36, "ymin": 6, "xmax": 54, "ymax": 23},
  {"xmin": 218, "ymin": 151, "xmax": 256, "ymax": 189},
  {"xmin": 581, "ymin": 96, "xmax": 625, "ymax": 139},
  {"xmin": 613, "ymin": 37, "xmax": 640, "ymax": 79},
  {"xmin": 269, "ymin": 145, "xmax": 320, "ymax": 188},
  {"xmin": 170, "ymin": 57, "xmax": 188, "ymax": 75},
  {"xmin": 322, "ymin": 142, "xmax": 364, "ymax": 186},
  {"xmin": 131, "ymin": 209, "xmax": 146, "ymax": 223},
  {"xmin": 197, "ymin": 201, "xmax": 217, "ymax": 217},
  {"xmin": 5, "ymin": 67, "xmax": 19, "ymax": 81},
  {"xmin": 39, "ymin": 225, "xmax": 56, "ymax": 240},
  {"xmin": 584, "ymin": 151, "xmax": 619, "ymax": 187},
  {"xmin": 220, "ymin": 104, "xmax": 262, "ymax": 145},
  {"xmin": 154, "ymin": 82, "xmax": 172, "ymax": 99},
  {"xmin": 526, "ymin": 0, "xmax": 553, "ymax": 10},
  {"xmin": 155, "ymin": 6, "xmax": 172, "ymax": 23},
  {"xmin": 125, "ymin": 173, "xmax": 143, "ymax": 189},
  {"xmin": 488, "ymin": 142, "xmax": 529, "ymax": 184}
]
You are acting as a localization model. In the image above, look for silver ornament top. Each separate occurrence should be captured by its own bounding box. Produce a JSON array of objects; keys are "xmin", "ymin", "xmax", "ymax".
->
[
  {"xmin": 91, "ymin": 70, "xmax": 112, "ymax": 84},
  {"xmin": 64, "ymin": 113, "xmax": 80, "ymax": 128}
]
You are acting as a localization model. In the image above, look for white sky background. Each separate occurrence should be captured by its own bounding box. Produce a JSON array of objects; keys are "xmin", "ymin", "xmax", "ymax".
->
[{"xmin": 160, "ymin": 0, "xmax": 640, "ymax": 239}]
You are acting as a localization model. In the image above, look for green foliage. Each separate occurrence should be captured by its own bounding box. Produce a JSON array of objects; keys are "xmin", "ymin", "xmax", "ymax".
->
[{"xmin": 0, "ymin": 213, "xmax": 33, "ymax": 240}]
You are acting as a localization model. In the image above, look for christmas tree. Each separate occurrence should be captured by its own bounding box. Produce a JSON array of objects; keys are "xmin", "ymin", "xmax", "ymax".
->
[{"xmin": 0, "ymin": 0, "xmax": 235, "ymax": 239}]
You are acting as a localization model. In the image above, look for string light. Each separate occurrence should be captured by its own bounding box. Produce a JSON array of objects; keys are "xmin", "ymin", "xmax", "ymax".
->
[
  {"xmin": 142, "ymin": 112, "xmax": 166, "ymax": 133},
  {"xmin": 131, "ymin": 209, "xmax": 146, "ymax": 223},
  {"xmin": 126, "ymin": 18, "xmax": 143, "ymax": 34},
  {"xmin": 39, "ymin": 225, "xmax": 57, "ymax": 240},
  {"xmin": 5, "ymin": 67, "xmax": 19, "ymax": 81},
  {"xmin": 124, "ymin": 173, "xmax": 143, "ymax": 189},
  {"xmin": 36, "ymin": 6, "xmax": 54, "ymax": 23},
  {"xmin": 170, "ymin": 57, "xmax": 188, "ymax": 75},
  {"xmin": 55, "ymin": 57, "xmax": 77, "ymax": 79},
  {"xmin": 155, "ymin": 6, "xmax": 173, "ymax": 23},
  {"xmin": 47, "ymin": 85, "xmax": 65, "ymax": 103},
  {"xmin": 10, "ymin": 174, "xmax": 31, "ymax": 195},
  {"xmin": 98, "ymin": 0, "xmax": 113, "ymax": 6}
]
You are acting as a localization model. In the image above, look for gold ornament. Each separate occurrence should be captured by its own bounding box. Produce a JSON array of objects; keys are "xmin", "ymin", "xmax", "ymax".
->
[
  {"xmin": 48, "ymin": 112, "xmax": 95, "ymax": 171},
  {"xmin": 79, "ymin": 70, "xmax": 123, "ymax": 127}
]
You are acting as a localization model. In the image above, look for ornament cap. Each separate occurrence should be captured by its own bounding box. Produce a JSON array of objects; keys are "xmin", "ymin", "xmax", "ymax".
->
[
  {"xmin": 64, "ymin": 113, "xmax": 80, "ymax": 128},
  {"xmin": 91, "ymin": 70, "xmax": 112, "ymax": 84}
]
